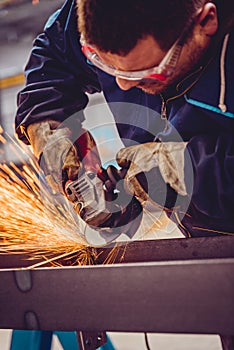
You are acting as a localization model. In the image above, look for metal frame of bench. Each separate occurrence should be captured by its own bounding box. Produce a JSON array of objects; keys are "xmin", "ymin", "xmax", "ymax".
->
[{"xmin": 0, "ymin": 236, "xmax": 233, "ymax": 349}]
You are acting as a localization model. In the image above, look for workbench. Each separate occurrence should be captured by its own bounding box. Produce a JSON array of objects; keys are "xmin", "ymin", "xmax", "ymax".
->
[{"xmin": 0, "ymin": 236, "xmax": 234, "ymax": 349}]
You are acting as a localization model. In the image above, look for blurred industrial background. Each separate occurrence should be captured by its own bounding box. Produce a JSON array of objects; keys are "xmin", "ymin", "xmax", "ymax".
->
[
  {"xmin": 0, "ymin": 0, "xmax": 65, "ymax": 162},
  {"xmin": 0, "ymin": 1, "xmax": 223, "ymax": 349}
]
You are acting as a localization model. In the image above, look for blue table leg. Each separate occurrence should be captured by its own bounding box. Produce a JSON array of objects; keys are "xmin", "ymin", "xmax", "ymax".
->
[
  {"xmin": 10, "ymin": 330, "xmax": 53, "ymax": 350},
  {"xmin": 55, "ymin": 331, "xmax": 79, "ymax": 350},
  {"xmin": 98, "ymin": 335, "xmax": 116, "ymax": 350}
]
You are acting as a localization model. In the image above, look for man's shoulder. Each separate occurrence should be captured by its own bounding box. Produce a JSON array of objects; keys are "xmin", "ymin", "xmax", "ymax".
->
[
  {"xmin": 186, "ymin": 31, "xmax": 234, "ymax": 119},
  {"xmin": 44, "ymin": 0, "xmax": 76, "ymax": 33}
]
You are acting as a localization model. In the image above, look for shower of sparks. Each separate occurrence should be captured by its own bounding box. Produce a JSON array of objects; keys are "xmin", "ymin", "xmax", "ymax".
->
[
  {"xmin": 0, "ymin": 127, "xmax": 171, "ymax": 267},
  {"xmin": 0, "ymin": 128, "xmax": 94, "ymax": 267}
]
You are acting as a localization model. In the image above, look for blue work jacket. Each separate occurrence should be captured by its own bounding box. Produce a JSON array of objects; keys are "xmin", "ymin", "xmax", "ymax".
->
[{"xmin": 15, "ymin": 0, "xmax": 234, "ymax": 238}]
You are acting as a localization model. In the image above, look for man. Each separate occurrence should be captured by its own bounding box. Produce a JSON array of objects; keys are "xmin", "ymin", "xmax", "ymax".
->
[
  {"xmin": 15, "ymin": 2, "xmax": 234, "ymax": 348},
  {"xmin": 16, "ymin": 0, "xmax": 234, "ymax": 236},
  {"xmin": 15, "ymin": 0, "xmax": 234, "ymax": 240}
]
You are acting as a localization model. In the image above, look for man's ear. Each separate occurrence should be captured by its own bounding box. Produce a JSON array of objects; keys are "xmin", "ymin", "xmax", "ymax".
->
[{"xmin": 198, "ymin": 2, "xmax": 218, "ymax": 36}]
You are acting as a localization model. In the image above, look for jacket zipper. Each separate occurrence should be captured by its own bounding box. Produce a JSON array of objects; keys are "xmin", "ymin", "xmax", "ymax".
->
[
  {"xmin": 159, "ymin": 65, "xmax": 204, "ymax": 128},
  {"xmin": 159, "ymin": 95, "xmax": 168, "ymax": 133},
  {"xmin": 160, "ymin": 96, "xmax": 167, "ymax": 120}
]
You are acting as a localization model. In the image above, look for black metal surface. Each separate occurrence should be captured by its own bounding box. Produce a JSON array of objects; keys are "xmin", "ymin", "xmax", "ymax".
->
[
  {"xmin": 96, "ymin": 235, "xmax": 234, "ymax": 264},
  {"xmin": 0, "ymin": 258, "xmax": 233, "ymax": 334},
  {"xmin": 221, "ymin": 335, "xmax": 234, "ymax": 350},
  {"xmin": 0, "ymin": 236, "xmax": 234, "ymax": 269}
]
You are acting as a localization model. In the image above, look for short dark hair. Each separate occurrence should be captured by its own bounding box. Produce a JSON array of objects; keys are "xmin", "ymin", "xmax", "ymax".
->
[{"xmin": 77, "ymin": 0, "xmax": 205, "ymax": 54}]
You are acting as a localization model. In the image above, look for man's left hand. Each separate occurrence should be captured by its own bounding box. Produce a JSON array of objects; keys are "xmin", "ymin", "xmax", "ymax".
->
[{"xmin": 116, "ymin": 142, "xmax": 188, "ymax": 204}]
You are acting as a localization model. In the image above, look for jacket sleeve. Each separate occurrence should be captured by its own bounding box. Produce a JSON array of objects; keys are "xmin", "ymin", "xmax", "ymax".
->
[
  {"xmin": 15, "ymin": 0, "xmax": 101, "ymax": 144},
  {"xmin": 185, "ymin": 132, "xmax": 234, "ymax": 220},
  {"xmin": 148, "ymin": 132, "xmax": 234, "ymax": 236}
]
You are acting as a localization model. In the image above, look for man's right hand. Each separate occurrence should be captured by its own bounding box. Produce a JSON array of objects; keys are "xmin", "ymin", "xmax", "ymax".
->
[{"xmin": 26, "ymin": 120, "xmax": 99, "ymax": 194}]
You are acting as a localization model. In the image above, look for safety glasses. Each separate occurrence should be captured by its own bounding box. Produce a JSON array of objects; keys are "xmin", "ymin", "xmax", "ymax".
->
[{"xmin": 80, "ymin": 15, "xmax": 196, "ymax": 83}]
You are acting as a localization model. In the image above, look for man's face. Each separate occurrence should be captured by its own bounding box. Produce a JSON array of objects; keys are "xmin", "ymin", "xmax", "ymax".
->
[{"xmin": 94, "ymin": 32, "xmax": 211, "ymax": 95}]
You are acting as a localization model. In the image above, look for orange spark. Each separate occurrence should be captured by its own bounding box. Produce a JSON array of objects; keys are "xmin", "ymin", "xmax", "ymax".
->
[
  {"xmin": 0, "ymin": 127, "xmax": 172, "ymax": 267},
  {"xmin": 0, "ymin": 129, "xmax": 91, "ymax": 266}
]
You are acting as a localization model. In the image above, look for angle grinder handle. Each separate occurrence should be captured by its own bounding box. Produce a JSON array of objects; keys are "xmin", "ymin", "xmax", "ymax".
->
[
  {"xmin": 97, "ymin": 165, "xmax": 127, "ymax": 193},
  {"xmin": 96, "ymin": 164, "xmax": 143, "ymax": 236},
  {"xmin": 74, "ymin": 128, "xmax": 102, "ymax": 174}
]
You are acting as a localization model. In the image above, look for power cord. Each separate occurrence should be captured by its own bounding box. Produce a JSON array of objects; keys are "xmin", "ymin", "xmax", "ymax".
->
[{"xmin": 144, "ymin": 333, "xmax": 151, "ymax": 350}]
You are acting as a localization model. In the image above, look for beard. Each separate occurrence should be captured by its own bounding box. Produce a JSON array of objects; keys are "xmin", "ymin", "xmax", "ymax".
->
[{"xmin": 137, "ymin": 42, "xmax": 206, "ymax": 95}]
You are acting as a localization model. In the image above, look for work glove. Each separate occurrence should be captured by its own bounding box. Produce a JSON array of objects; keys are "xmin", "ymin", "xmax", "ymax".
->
[
  {"xmin": 27, "ymin": 119, "xmax": 100, "ymax": 194},
  {"xmin": 116, "ymin": 142, "xmax": 188, "ymax": 207}
]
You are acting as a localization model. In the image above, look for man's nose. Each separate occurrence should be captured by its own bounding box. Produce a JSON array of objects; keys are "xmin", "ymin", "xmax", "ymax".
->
[{"xmin": 116, "ymin": 77, "xmax": 139, "ymax": 90}]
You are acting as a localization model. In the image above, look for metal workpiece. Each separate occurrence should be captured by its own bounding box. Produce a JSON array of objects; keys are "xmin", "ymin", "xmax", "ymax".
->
[
  {"xmin": 0, "ymin": 235, "xmax": 234, "ymax": 269},
  {"xmin": 96, "ymin": 235, "xmax": 234, "ymax": 263},
  {"xmin": 0, "ymin": 257, "xmax": 234, "ymax": 335}
]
